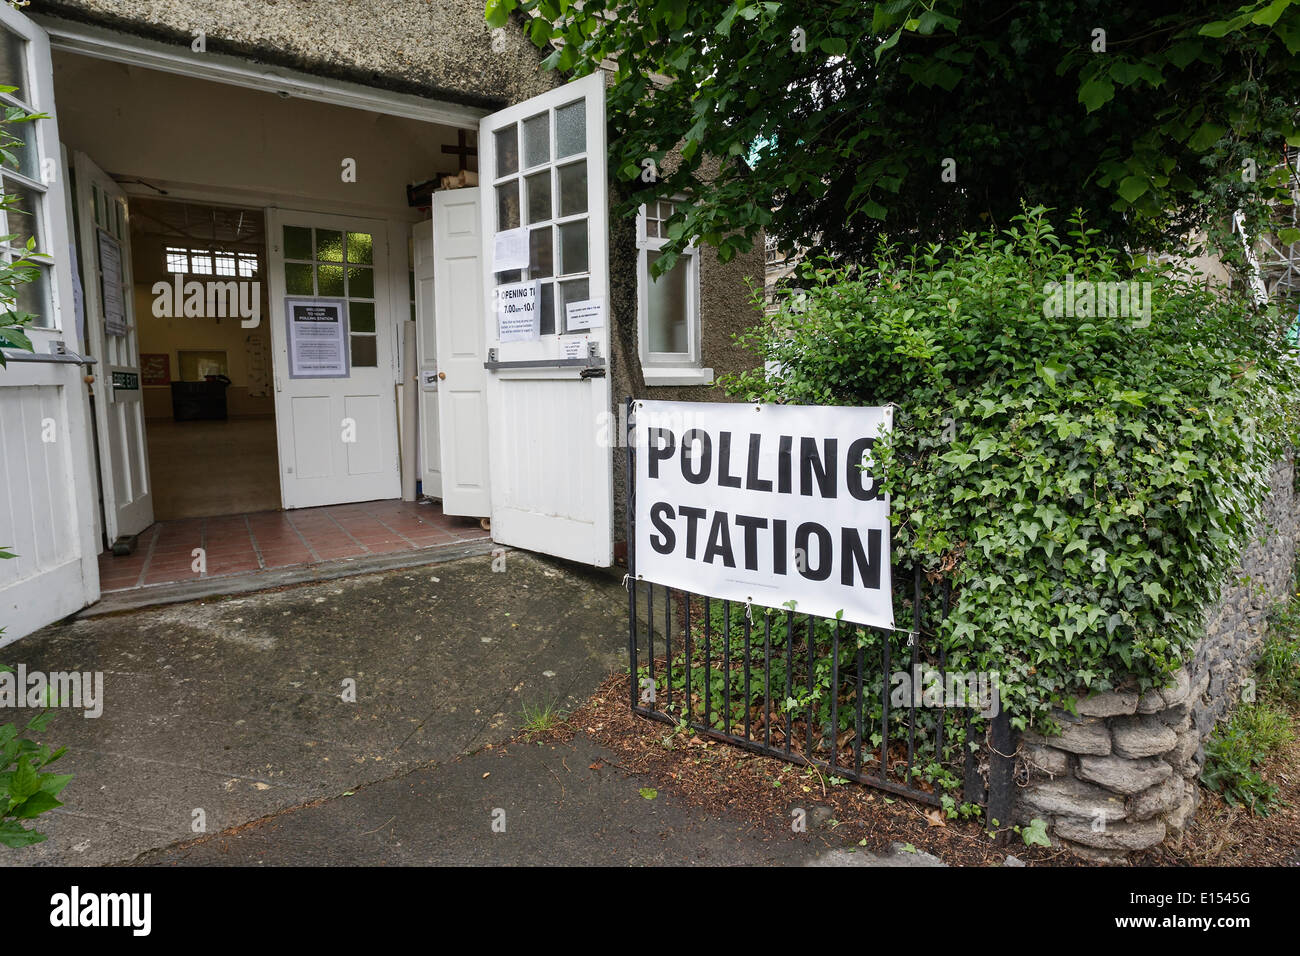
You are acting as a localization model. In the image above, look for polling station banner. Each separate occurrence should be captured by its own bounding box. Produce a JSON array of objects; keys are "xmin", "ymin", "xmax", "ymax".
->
[{"xmin": 633, "ymin": 400, "xmax": 894, "ymax": 630}]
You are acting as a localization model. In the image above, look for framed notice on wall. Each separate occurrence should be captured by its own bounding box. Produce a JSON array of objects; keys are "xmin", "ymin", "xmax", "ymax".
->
[
  {"xmin": 97, "ymin": 228, "xmax": 128, "ymax": 336},
  {"xmin": 285, "ymin": 297, "xmax": 350, "ymax": 379}
]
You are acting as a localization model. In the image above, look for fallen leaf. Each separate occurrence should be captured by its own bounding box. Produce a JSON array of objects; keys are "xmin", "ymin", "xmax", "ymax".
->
[
  {"xmin": 925, "ymin": 809, "xmax": 947, "ymax": 828},
  {"xmin": 640, "ymin": 787, "xmax": 658, "ymax": 800}
]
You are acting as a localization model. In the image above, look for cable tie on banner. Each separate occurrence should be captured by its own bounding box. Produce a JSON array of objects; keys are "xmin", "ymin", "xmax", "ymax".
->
[
  {"xmin": 744, "ymin": 599, "xmax": 754, "ymax": 622},
  {"xmin": 620, "ymin": 574, "xmax": 630, "ymax": 591}
]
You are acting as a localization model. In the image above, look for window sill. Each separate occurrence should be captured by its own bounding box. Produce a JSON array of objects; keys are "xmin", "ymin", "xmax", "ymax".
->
[{"xmin": 643, "ymin": 366, "xmax": 714, "ymax": 386}]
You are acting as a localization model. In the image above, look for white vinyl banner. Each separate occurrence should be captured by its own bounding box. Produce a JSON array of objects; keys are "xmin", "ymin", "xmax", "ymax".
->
[{"xmin": 634, "ymin": 400, "xmax": 894, "ymax": 629}]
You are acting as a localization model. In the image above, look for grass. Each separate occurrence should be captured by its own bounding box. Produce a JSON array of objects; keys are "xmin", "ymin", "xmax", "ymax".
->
[{"xmin": 520, "ymin": 699, "xmax": 566, "ymax": 740}]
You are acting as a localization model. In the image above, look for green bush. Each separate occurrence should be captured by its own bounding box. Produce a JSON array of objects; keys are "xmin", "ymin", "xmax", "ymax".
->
[
  {"xmin": 724, "ymin": 208, "xmax": 1300, "ymax": 729},
  {"xmin": 1200, "ymin": 702, "xmax": 1292, "ymax": 814}
]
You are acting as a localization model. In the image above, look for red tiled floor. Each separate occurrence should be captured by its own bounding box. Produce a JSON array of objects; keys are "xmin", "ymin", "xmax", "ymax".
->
[{"xmin": 96, "ymin": 499, "xmax": 485, "ymax": 592}]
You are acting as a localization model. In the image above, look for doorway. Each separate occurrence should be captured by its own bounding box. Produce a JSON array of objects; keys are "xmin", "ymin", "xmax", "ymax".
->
[{"xmin": 128, "ymin": 197, "xmax": 280, "ymax": 520}]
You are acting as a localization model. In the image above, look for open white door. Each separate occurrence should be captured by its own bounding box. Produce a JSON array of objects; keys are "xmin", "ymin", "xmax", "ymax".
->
[
  {"xmin": 0, "ymin": 5, "xmax": 101, "ymax": 643},
  {"xmin": 479, "ymin": 72, "xmax": 613, "ymax": 566},
  {"xmin": 265, "ymin": 209, "xmax": 401, "ymax": 509},
  {"xmin": 413, "ymin": 218, "xmax": 442, "ymax": 499},
  {"xmin": 72, "ymin": 150, "xmax": 153, "ymax": 545},
  {"xmin": 423, "ymin": 188, "xmax": 491, "ymax": 517}
]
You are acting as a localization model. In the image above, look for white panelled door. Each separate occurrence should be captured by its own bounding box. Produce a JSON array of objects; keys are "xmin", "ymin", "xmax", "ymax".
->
[
  {"xmin": 0, "ymin": 5, "xmax": 101, "ymax": 642},
  {"xmin": 428, "ymin": 188, "xmax": 491, "ymax": 517},
  {"xmin": 413, "ymin": 218, "xmax": 442, "ymax": 498},
  {"xmin": 73, "ymin": 150, "xmax": 153, "ymax": 544},
  {"xmin": 265, "ymin": 210, "xmax": 401, "ymax": 509},
  {"xmin": 479, "ymin": 72, "xmax": 612, "ymax": 566}
]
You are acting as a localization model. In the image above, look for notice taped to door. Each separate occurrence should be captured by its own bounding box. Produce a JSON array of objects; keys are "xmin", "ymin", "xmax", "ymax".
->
[
  {"xmin": 633, "ymin": 400, "xmax": 894, "ymax": 629},
  {"xmin": 285, "ymin": 297, "xmax": 350, "ymax": 378},
  {"xmin": 496, "ymin": 280, "xmax": 540, "ymax": 343}
]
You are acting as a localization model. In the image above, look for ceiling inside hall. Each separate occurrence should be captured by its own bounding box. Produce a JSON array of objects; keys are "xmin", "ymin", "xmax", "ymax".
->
[{"xmin": 129, "ymin": 197, "xmax": 265, "ymax": 252}]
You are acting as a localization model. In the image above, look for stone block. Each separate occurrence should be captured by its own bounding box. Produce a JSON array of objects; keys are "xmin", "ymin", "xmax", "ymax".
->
[
  {"xmin": 1077, "ymin": 755, "xmax": 1173, "ymax": 795},
  {"xmin": 1111, "ymin": 715, "xmax": 1178, "ymax": 759}
]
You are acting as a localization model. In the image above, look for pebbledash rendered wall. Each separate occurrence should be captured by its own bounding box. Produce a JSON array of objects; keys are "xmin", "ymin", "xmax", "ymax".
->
[{"xmin": 1015, "ymin": 456, "xmax": 1298, "ymax": 861}]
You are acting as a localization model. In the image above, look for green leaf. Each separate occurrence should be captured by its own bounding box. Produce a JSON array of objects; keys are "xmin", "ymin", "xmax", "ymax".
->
[
  {"xmin": 1078, "ymin": 76, "xmax": 1115, "ymax": 113},
  {"xmin": 1117, "ymin": 175, "xmax": 1149, "ymax": 203},
  {"xmin": 1187, "ymin": 122, "xmax": 1227, "ymax": 151},
  {"xmin": 484, "ymin": 0, "xmax": 515, "ymax": 30},
  {"xmin": 639, "ymin": 787, "xmax": 658, "ymax": 800}
]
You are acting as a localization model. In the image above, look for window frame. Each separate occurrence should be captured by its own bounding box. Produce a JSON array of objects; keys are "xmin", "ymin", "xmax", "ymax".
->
[{"xmin": 635, "ymin": 198, "xmax": 710, "ymax": 384}]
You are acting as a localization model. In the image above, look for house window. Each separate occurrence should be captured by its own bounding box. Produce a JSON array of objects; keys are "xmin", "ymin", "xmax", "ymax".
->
[
  {"xmin": 165, "ymin": 245, "xmax": 259, "ymax": 278},
  {"xmin": 637, "ymin": 199, "xmax": 711, "ymax": 385},
  {"xmin": 0, "ymin": 24, "xmax": 53, "ymax": 328}
]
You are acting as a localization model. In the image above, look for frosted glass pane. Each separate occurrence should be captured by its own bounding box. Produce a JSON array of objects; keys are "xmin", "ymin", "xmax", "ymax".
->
[
  {"xmin": 555, "ymin": 100, "xmax": 585, "ymax": 158},
  {"xmin": 558, "ymin": 161, "xmax": 587, "ymax": 217},
  {"xmin": 558, "ymin": 219, "xmax": 587, "ymax": 275},
  {"xmin": 526, "ymin": 171, "xmax": 551, "ymax": 224},
  {"xmin": 495, "ymin": 125, "xmax": 519, "ymax": 177},
  {"xmin": 523, "ymin": 113, "xmax": 550, "ymax": 168},
  {"xmin": 647, "ymin": 251, "xmax": 689, "ymax": 354}
]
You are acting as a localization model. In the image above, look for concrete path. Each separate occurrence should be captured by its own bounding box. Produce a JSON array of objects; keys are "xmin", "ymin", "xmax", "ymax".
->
[{"xmin": 3, "ymin": 551, "xmax": 625, "ymax": 866}]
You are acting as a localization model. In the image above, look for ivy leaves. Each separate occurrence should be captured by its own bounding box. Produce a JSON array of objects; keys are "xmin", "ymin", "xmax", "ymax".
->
[{"xmin": 723, "ymin": 209, "xmax": 1300, "ymax": 726}]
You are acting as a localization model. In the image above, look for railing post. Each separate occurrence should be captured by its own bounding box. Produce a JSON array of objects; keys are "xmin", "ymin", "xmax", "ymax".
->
[{"xmin": 986, "ymin": 708, "xmax": 1017, "ymax": 841}]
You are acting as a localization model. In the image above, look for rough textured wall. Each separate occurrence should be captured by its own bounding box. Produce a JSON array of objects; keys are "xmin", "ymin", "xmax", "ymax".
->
[
  {"xmin": 607, "ymin": 168, "xmax": 767, "ymax": 555},
  {"xmin": 1016, "ymin": 456, "xmax": 1298, "ymax": 860},
  {"xmin": 31, "ymin": 0, "xmax": 557, "ymax": 107}
]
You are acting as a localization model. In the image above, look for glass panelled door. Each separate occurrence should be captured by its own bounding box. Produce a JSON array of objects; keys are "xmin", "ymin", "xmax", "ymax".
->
[
  {"xmin": 480, "ymin": 72, "xmax": 613, "ymax": 566},
  {"xmin": 265, "ymin": 210, "xmax": 400, "ymax": 509}
]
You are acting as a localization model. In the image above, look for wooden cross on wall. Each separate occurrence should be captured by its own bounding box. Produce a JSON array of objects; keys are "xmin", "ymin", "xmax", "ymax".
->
[{"xmin": 442, "ymin": 131, "xmax": 477, "ymax": 173}]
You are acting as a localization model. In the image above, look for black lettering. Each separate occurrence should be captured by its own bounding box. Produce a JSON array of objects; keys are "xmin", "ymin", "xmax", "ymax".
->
[
  {"xmin": 647, "ymin": 428, "xmax": 675, "ymax": 479},
  {"xmin": 795, "ymin": 522, "xmax": 833, "ymax": 581},
  {"xmin": 702, "ymin": 511, "xmax": 736, "ymax": 568},
  {"xmin": 746, "ymin": 433, "xmax": 772, "ymax": 492},
  {"xmin": 649, "ymin": 502, "xmax": 676, "ymax": 554},
  {"xmin": 717, "ymin": 431, "xmax": 742, "ymax": 488},
  {"xmin": 678, "ymin": 505, "xmax": 707, "ymax": 560},
  {"xmin": 845, "ymin": 437, "xmax": 879, "ymax": 501},
  {"xmin": 800, "ymin": 437, "xmax": 837, "ymax": 498},
  {"xmin": 773, "ymin": 519, "xmax": 787, "ymax": 574},
  {"xmin": 778, "ymin": 435, "xmax": 792, "ymax": 494},
  {"xmin": 681, "ymin": 428, "xmax": 712, "ymax": 484},
  {"xmin": 735, "ymin": 514, "xmax": 768, "ymax": 571},
  {"xmin": 841, "ymin": 527, "xmax": 882, "ymax": 588}
]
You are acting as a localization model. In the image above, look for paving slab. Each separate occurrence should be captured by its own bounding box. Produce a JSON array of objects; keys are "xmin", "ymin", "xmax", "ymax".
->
[
  {"xmin": 136, "ymin": 732, "xmax": 927, "ymax": 867},
  {"xmin": 2, "ymin": 551, "xmax": 625, "ymax": 866}
]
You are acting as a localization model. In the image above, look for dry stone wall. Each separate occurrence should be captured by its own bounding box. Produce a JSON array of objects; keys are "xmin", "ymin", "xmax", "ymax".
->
[{"xmin": 1014, "ymin": 456, "xmax": 1297, "ymax": 861}]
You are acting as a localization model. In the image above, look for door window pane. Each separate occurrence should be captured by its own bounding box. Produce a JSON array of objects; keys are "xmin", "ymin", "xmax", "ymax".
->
[
  {"xmin": 495, "ymin": 125, "xmax": 519, "ymax": 177},
  {"xmin": 523, "ymin": 113, "xmax": 550, "ymax": 168},
  {"xmin": 349, "ymin": 301, "xmax": 375, "ymax": 333},
  {"xmin": 525, "ymin": 171, "xmax": 551, "ymax": 224},
  {"xmin": 528, "ymin": 225, "xmax": 553, "ymax": 279},
  {"xmin": 557, "ymin": 220, "xmax": 587, "ymax": 275},
  {"xmin": 13, "ymin": 262, "xmax": 50, "ymax": 327},
  {"xmin": 284, "ymin": 226, "xmax": 312, "ymax": 260},
  {"xmin": 284, "ymin": 262, "xmax": 313, "ymax": 294},
  {"xmin": 346, "ymin": 231, "xmax": 373, "ymax": 264},
  {"xmin": 557, "ymin": 161, "xmax": 587, "ymax": 217},
  {"xmin": 538, "ymin": 281, "xmax": 555, "ymax": 336},
  {"xmin": 647, "ymin": 250, "xmax": 689, "ymax": 353},
  {"xmin": 0, "ymin": 28, "xmax": 27, "ymax": 98},
  {"xmin": 346, "ymin": 266, "xmax": 374, "ymax": 299},
  {"xmin": 555, "ymin": 101, "xmax": 585, "ymax": 158},
  {"xmin": 317, "ymin": 264, "xmax": 345, "ymax": 296},
  {"xmin": 1, "ymin": 120, "xmax": 37, "ymax": 180},
  {"xmin": 350, "ymin": 334, "xmax": 377, "ymax": 367},
  {"xmin": 315, "ymin": 229, "xmax": 344, "ymax": 262},
  {"xmin": 2, "ymin": 179, "xmax": 41, "ymax": 248},
  {"xmin": 558, "ymin": 278, "xmax": 589, "ymax": 332},
  {"xmin": 496, "ymin": 181, "xmax": 520, "ymax": 231}
]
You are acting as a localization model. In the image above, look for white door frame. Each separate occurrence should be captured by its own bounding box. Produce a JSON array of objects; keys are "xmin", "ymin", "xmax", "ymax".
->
[
  {"xmin": 72, "ymin": 150, "xmax": 154, "ymax": 545},
  {"xmin": 478, "ymin": 71, "xmax": 613, "ymax": 566},
  {"xmin": 0, "ymin": 4, "xmax": 100, "ymax": 643},
  {"xmin": 264, "ymin": 206, "xmax": 405, "ymax": 509}
]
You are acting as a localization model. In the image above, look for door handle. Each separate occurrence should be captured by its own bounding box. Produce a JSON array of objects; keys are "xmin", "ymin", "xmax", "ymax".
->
[{"xmin": 438, "ymin": 371, "xmax": 446, "ymax": 380}]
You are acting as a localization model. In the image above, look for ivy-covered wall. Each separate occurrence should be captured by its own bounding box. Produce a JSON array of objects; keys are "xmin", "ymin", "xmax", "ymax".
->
[{"xmin": 1017, "ymin": 456, "xmax": 1298, "ymax": 860}]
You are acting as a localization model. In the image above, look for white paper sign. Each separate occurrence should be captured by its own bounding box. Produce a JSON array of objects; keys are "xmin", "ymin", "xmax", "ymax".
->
[
  {"xmin": 563, "ymin": 338, "xmax": 585, "ymax": 360},
  {"xmin": 285, "ymin": 297, "xmax": 349, "ymax": 378},
  {"xmin": 97, "ymin": 230, "xmax": 127, "ymax": 336},
  {"xmin": 565, "ymin": 298, "xmax": 604, "ymax": 330},
  {"xmin": 497, "ymin": 281, "xmax": 540, "ymax": 343},
  {"xmin": 493, "ymin": 227, "xmax": 529, "ymax": 272},
  {"xmin": 634, "ymin": 400, "xmax": 894, "ymax": 629},
  {"xmin": 420, "ymin": 368, "xmax": 439, "ymax": 390}
]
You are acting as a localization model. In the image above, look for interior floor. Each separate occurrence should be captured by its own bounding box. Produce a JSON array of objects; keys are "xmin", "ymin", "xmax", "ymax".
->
[{"xmin": 145, "ymin": 416, "xmax": 280, "ymax": 519}]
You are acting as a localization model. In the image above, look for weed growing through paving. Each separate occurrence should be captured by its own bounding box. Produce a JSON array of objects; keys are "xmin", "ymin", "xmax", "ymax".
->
[{"xmin": 520, "ymin": 699, "xmax": 566, "ymax": 740}]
